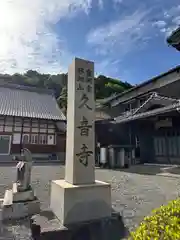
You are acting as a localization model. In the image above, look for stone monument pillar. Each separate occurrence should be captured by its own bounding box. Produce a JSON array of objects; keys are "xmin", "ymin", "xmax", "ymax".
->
[
  {"xmin": 65, "ymin": 58, "xmax": 95, "ymax": 185},
  {"xmin": 50, "ymin": 58, "xmax": 111, "ymax": 226}
]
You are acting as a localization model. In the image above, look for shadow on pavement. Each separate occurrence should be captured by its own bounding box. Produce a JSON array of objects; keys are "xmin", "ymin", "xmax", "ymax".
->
[
  {"xmin": 0, "ymin": 207, "xmax": 128, "ymax": 239},
  {"xmin": 36, "ymin": 208, "xmax": 129, "ymax": 240}
]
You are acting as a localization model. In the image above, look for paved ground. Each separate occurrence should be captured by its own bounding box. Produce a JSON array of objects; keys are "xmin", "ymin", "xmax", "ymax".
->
[{"xmin": 0, "ymin": 164, "xmax": 180, "ymax": 239}]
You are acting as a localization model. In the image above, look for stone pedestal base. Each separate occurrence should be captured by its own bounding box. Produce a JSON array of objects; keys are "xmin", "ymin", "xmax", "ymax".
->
[
  {"xmin": 50, "ymin": 179, "xmax": 111, "ymax": 226},
  {"xmin": 0, "ymin": 183, "xmax": 40, "ymax": 221},
  {"xmin": 31, "ymin": 210, "xmax": 128, "ymax": 240}
]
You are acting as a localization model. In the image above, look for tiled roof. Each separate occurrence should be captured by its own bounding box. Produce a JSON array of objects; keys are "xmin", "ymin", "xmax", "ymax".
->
[
  {"xmin": 0, "ymin": 84, "xmax": 65, "ymax": 121},
  {"xmin": 115, "ymin": 93, "xmax": 180, "ymax": 123},
  {"xmin": 167, "ymin": 26, "xmax": 180, "ymax": 45},
  {"xmin": 115, "ymin": 102, "xmax": 180, "ymax": 124},
  {"xmin": 133, "ymin": 92, "xmax": 179, "ymax": 115}
]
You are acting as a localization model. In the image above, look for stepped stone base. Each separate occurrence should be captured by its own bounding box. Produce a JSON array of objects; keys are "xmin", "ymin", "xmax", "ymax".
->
[{"xmin": 0, "ymin": 183, "xmax": 40, "ymax": 221}]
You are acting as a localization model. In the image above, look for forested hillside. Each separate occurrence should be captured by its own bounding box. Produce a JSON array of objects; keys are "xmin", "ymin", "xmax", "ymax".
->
[{"xmin": 0, "ymin": 70, "xmax": 133, "ymax": 111}]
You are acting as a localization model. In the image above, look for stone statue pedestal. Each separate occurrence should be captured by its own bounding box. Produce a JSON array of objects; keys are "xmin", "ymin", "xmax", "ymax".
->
[
  {"xmin": 0, "ymin": 183, "xmax": 40, "ymax": 221},
  {"xmin": 50, "ymin": 180, "xmax": 111, "ymax": 226}
]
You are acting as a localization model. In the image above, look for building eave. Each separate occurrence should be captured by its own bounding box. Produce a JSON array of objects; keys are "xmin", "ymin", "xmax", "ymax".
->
[
  {"xmin": 115, "ymin": 102, "xmax": 180, "ymax": 124},
  {"xmin": 133, "ymin": 92, "xmax": 179, "ymax": 115},
  {"xmin": 167, "ymin": 26, "xmax": 180, "ymax": 51},
  {"xmin": 101, "ymin": 66, "xmax": 180, "ymax": 107},
  {"xmin": 167, "ymin": 26, "xmax": 180, "ymax": 44}
]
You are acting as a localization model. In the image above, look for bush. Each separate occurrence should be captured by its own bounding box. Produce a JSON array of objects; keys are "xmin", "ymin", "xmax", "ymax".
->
[{"xmin": 129, "ymin": 198, "xmax": 180, "ymax": 240}]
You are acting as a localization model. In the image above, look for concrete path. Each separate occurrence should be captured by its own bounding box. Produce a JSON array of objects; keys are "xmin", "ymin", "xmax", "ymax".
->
[{"xmin": 0, "ymin": 165, "xmax": 180, "ymax": 239}]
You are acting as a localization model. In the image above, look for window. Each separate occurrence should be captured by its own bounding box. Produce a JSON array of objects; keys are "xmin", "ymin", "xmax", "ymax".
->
[
  {"xmin": 39, "ymin": 134, "xmax": 47, "ymax": 144},
  {"xmin": 32, "ymin": 120, "xmax": 38, "ymax": 127},
  {"xmin": 5, "ymin": 117, "xmax": 13, "ymax": 126},
  {"xmin": 13, "ymin": 133, "xmax": 21, "ymax": 144},
  {"xmin": 14, "ymin": 126, "xmax": 22, "ymax": 131},
  {"xmin": 23, "ymin": 134, "xmax": 29, "ymax": 144},
  {"xmin": 48, "ymin": 128, "xmax": 55, "ymax": 133},
  {"xmin": 31, "ymin": 134, "xmax": 38, "ymax": 144},
  {"xmin": 4, "ymin": 126, "xmax": 13, "ymax": 132},
  {"xmin": 0, "ymin": 135, "xmax": 11, "ymax": 154},
  {"xmin": 14, "ymin": 121, "xmax": 22, "ymax": 127},
  {"xmin": 40, "ymin": 123, "xmax": 47, "ymax": 129},
  {"xmin": 31, "ymin": 128, "xmax": 38, "ymax": 133},
  {"xmin": 23, "ymin": 127, "xmax": 30, "ymax": 132},
  {"xmin": 48, "ymin": 123, "xmax": 55, "ymax": 129},
  {"xmin": 23, "ymin": 119, "xmax": 31, "ymax": 127},
  {"xmin": 40, "ymin": 128, "xmax": 46, "ymax": 133},
  {"xmin": 47, "ymin": 135, "xmax": 56, "ymax": 145}
]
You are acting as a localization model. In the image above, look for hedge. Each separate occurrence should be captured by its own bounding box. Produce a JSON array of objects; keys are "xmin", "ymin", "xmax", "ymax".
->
[{"xmin": 129, "ymin": 198, "xmax": 180, "ymax": 240}]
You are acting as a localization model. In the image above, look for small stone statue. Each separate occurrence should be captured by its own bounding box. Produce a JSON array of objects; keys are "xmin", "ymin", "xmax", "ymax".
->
[{"xmin": 16, "ymin": 148, "xmax": 33, "ymax": 192}]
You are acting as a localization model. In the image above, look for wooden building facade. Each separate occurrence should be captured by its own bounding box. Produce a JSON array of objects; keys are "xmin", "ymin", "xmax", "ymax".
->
[
  {"xmin": 0, "ymin": 83, "xmax": 66, "ymax": 162},
  {"xmin": 97, "ymin": 65, "xmax": 180, "ymax": 165}
]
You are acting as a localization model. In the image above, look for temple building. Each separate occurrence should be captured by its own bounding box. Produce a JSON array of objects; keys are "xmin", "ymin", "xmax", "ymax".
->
[
  {"xmin": 96, "ymin": 65, "xmax": 180, "ymax": 166},
  {"xmin": 0, "ymin": 83, "xmax": 66, "ymax": 162}
]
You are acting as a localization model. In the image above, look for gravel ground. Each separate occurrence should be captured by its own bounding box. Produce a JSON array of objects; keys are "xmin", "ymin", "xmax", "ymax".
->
[{"xmin": 0, "ymin": 164, "xmax": 180, "ymax": 239}]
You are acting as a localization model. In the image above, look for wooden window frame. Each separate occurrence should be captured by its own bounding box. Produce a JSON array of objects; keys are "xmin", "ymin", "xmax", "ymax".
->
[
  {"xmin": 39, "ymin": 134, "xmax": 48, "ymax": 145},
  {"xmin": 30, "ymin": 134, "xmax": 38, "ymax": 144},
  {"xmin": 22, "ymin": 134, "xmax": 29, "ymax": 144},
  {"xmin": 0, "ymin": 135, "xmax": 11, "ymax": 155}
]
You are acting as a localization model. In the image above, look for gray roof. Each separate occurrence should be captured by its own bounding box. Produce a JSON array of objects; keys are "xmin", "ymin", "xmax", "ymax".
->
[
  {"xmin": 133, "ymin": 92, "xmax": 179, "ymax": 115},
  {"xmin": 115, "ymin": 93, "xmax": 180, "ymax": 124},
  {"xmin": 103, "ymin": 65, "xmax": 180, "ymax": 105},
  {"xmin": 115, "ymin": 102, "xmax": 180, "ymax": 124},
  {"xmin": 0, "ymin": 84, "xmax": 65, "ymax": 120},
  {"xmin": 167, "ymin": 26, "xmax": 180, "ymax": 45}
]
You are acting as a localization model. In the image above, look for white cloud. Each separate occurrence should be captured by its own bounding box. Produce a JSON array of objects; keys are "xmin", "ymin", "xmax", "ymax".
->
[
  {"xmin": 155, "ymin": 4, "xmax": 180, "ymax": 37},
  {"xmin": 0, "ymin": 0, "xmax": 98, "ymax": 74},
  {"xmin": 172, "ymin": 16, "xmax": 180, "ymax": 25},
  {"xmin": 95, "ymin": 58, "xmax": 121, "ymax": 78},
  {"xmin": 113, "ymin": 0, "xmax": 124, "ymax": 4},
  {"xmin": 164, "ymin": 5, "xmax": 180, "ymax": 20},
  {"xmin": 87, "ymin": 9, "xmax": 153, "ymax": 77},
  {"xmin": 87, "ymin": 9, "xmax": 151, "ymax": 58},
  {"xmin": 153, "ymin": 20, "xmax": 166, "ymax": 28},
  {"xmin": 98, "ymin": 0, "xmax": 104, "ymax": 10}
]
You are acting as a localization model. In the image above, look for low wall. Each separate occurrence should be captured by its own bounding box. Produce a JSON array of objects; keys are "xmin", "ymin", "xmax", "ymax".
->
[{"xmin": 0, "ymin": 152, "xmax": 65, "ymax": 163}]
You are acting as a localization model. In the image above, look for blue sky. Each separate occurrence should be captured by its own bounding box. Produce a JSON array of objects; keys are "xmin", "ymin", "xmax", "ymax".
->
[{"xmin": 0, "ymin": 0, "xmax": 180, "ymax": 84}]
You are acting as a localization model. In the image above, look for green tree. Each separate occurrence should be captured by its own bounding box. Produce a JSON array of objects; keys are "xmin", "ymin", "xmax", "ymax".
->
[
  {"xmin": 1, "ymin": 70, "xmax": 132, "ymax": 112},
  {"xmin": 95, "ymin": 75, "xmax": 132, "ymax": 99},
  {"xmin": 57, "ymin": 85, "xmax": 67, "ymax": 115}
]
